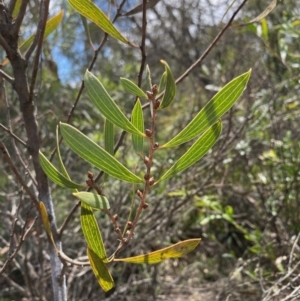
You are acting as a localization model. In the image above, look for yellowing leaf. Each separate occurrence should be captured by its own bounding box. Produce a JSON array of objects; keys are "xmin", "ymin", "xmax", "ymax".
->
[
  {"xmin": 39, "ymin": 202, "xmax": 57, "ymax": 251},
  {"xmin": 68, "ymin": 0, "xmax": 136, "ymax": 47},
  {"xmin": 113, "ymin": 239, "xmax": 201, "ymax": 264},
  {"xmin": 81, "ymin": 203, "xmax": 107, "ymax": 261},
  {"xmin": 87, "ymin": 247, "xmax": 114, "ymax": 291}
]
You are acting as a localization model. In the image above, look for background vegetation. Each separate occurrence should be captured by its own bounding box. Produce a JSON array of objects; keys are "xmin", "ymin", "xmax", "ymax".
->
[{"xmin": 0, "ymin": 0, "xmax": 300, "ymax": 300}]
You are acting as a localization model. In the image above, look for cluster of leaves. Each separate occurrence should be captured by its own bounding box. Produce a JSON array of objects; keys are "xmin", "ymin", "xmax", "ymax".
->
[{"xmin": 39, "ymin": 1, "xmax": 251, "ymax": 288}]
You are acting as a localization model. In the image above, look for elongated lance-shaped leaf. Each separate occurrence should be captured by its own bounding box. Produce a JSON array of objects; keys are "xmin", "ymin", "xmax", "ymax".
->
[
  {"xmin": 84, "ymin": 71, "xmax": 145, "ymax": 137},
  {"xmin": 87, "ymin": 247, "xmax": 114, "ymax": 291},
  {"xmin": 157, "ymin": 121, "xmax": 222, "ymax": 184},
  {"xmin": 56, "ymin": 125, "xmax": 71, "ymax": 179},
  {"xmin": 120, "ymin": 78, "xmax": 148, "ymax": 99},
  {"xmin": 81, "ymin": 202, "xmax": 107, "ymax": 260},
  {"xmin": 243, "ymin": 0, "xmax": 277, "ymax": 25},
  {"xmin": 146, "ymin": 65, "xmax": 154, "ymax": 117},
  {"xmin": 80, "ymin": 15, "xmax": 94, "ymax": 48},
  {"xmin": 60, "ymin": 123, "xmax": 143, "ymax": 183},
  {"xmin": 39, "ymin": 202, "xmax": 57, "ymax": 251},
  {"xmin": 12, "ymin": 0, "xmax": 22, "ymax": 18},
  {"xmin": 161, "ymin": 70, "xmax": 251, "ymax": 148},
  {"xmin": 146, "ymin": 65, "xmax": 153, "ymax": 90},
  {"xmin": 74, "ymin": 192, "xmax": 110, "ymax": 210},
  {"xmin": 39, "ymin": 151, "xmax": 85, "ymax": 189},
  {"xmin": 159, "ymin": 60, "xmax": 176, "ymax": 109},
  {"xmin": 158, "ymin": 71, "xmax": 167, "ymax": 93},
  {"xmin": 131, "ymin": 99, "xmax": 144, "ymax": 155},
  {"xmin": 113, "ymin": 239, "xmax": 201, "ymax": 264},
  {"xmin": 68, "ymin": 0, "xmax": 136, "ymax": 47},
  {"xmin": 104, "ymin": 119, "xmax": 114, "ymax": 156},
  {"xmin": 2, "ymin": 10, "xmax": 64, "ymax": 66}
]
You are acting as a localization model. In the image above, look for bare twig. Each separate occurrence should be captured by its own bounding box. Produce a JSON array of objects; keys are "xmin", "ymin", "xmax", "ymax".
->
[
  {"xmin": 28, "ymin": 0, "xmax": 50, "ymax": 102},
  {"xmin": 175, "ymin": 0, "xmax": 249, "ymax": 85},
  {"xmin": 57, "ymin": 251, "xmax": 90, "ymax": 267},
  {"xmin": 1, "ymin": 75, "xmax": 37, "ymax": 187},
  {"xmin": 0, "ymin": 123, "xmax": 27, "ymax": 146},
  {"xmin": 0, "ymin": 215, "xmax": 37, "ymax": 275},
  {"xmin": 137, "ymin": 0, "xmax": 148, "ymax": 88},
  {"xmin": 104, "ymin": 209, "xmax": 125, "ymax": 243},
  {"xmin": 288, "ymin": 233, "xmax": 300, "ymax": 271},
  {"xmin": 57, "ymin": 200, "xmax": 81, "ymax": 237},
  {"xmin": 2, "ymin": 273, "xmax": 29, "ymax": 296},
  {"xmin": 0, "ymin": 69, "xmax": 14, "ymax": 83},
  {"xmin": 0, "ymin": 34, "xmax": 12, "ymax": 57},
  {"xmin": 0, "ymin": 142, "xmax": 38, "ymax": 204}
]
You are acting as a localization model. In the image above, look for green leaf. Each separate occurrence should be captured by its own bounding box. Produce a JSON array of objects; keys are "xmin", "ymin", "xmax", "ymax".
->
[
  {"xmin": 68, "ymin": 0, "xmax": 136, "ymax": 47},
  {"xmin": 39, "ymin": 151, "xmax": 85, "ymax": 189},
  {"xmin": 159, "ymin": 60, "xmax": 176, "ymax": 109},
  {"xmin": 161, "ymin": 70, "xmax": 251, "ymax": 148},
  {"xmin": 146, "ymin": 65, "xmax": 152, "ymax": 90},
  {"xmin": 131, "ymin": 99, "xmax": 144, "ymax": 155},
  {"xmin": 104, "ymin": 119, "xmax": 114, "ymax": 156},
  {"xmin": 12, "ymin": 0, "xmax": 22, "ymax": 18},
  {"xmin": 84, "ymin": 71, "xmax": 145, "ymax": 137},
  {"xmin": 158, "ymin": 71, "xmax": 167, "ymax": 93},
  {"xmin": 56, "ymin": 125, "xmax": 71, "ymax": 179},
  {"xmin": 113, "ymin": 239, "xmax": 201, "ymax": 264},
  {"xmin": 80, "ymin": 15, "xmax": 94, "ymax": 48},
  {"xmin": 2, "ymin": 10, "xmax": 64, "ymax": 66},
  {"xmin": 120, "ymin": 78, "xmax": 148, "ymax": 99},
  {"xmin": 73, "ymin": 192, "xmax": 110, "ymax": 210},
  {"xmin": 157, "ymin": 121, "xmax": 222, "ymax": 184},
  {"xmin": 60, "ymin": 123, "xmax": 143, "ymax": 184},
  {"xmin": 81, "ymin": 202, "xmax": 107, "ymax": 260},
  {"xmin": 87, "ymin": 247, "xmax": 114, "ymax": 292}
]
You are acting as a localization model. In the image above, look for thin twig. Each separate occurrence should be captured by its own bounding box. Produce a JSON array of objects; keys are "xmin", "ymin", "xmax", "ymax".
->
[
  {"xmin": 175, "ymin": 0, "xmax": 249, "ymax": 85},
  {"xmin": 57, "ymin": 200, "xmax": 81, "ymax": 237},
  {"xmin": 0, "ymin": 215, "xmax": 37, "ymax": 275},
  {"xmin": 0, "ymin": 69, "xmax": 14, "ymax": 84},
  {"xmin": 7, "ymin": 217, "xmax": 18, "ymax": 257},
  {"xmin": 137, "ymin": 0, "xmax": 148, "ymax": 88},
  {"xmin": 57, "ymin": 251, "xmax": 90, "ymax": 267},
  {"xmin": 1, "ymin": 75, "xmax": 37, "ymax": 187},
  {"xmin": 288, "ymin": 233, "xmax": 300, "ymax": 271},
  {"xmin": 0, "ymin": 34, "xmax": 12, "ymax": 57},
  {"xmin": 0, "ymin": 142, "xmax": 38, "ymax": 205},
  {"xmin": 104, "ymin": 209, "xmax": 125, "ymax": 243},
  {"xmin": 0, "ymin": 123, "xmax": 27, "ymax": 147},
  {"xmin": 28, "ymin": 0, "xmax": 50, "ymax": 102},
  {"xmin": 2, "ymin": 273, "xmax": 29, "ymax": 296}
]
